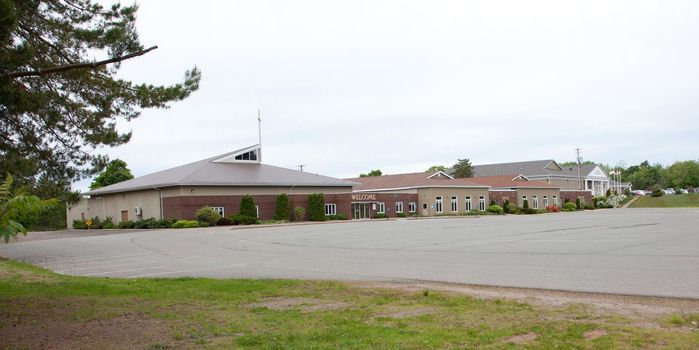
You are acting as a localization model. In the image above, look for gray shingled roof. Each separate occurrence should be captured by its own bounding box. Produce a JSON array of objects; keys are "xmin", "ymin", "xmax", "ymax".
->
[
  {"xmin": 453, "ymin": 160, "xmax": 572, "ymax": 178},
  {"xmin": 85, "ymin": 148, "xmax": 356, "ymax": 196}
]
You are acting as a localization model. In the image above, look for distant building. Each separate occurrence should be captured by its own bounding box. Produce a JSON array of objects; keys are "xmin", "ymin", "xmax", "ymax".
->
[{"xmin": 449, "ymin": 160, "xmax": 610, "ymax": 196}]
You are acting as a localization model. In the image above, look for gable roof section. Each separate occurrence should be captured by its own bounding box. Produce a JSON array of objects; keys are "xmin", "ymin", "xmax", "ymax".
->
[
  {"xmin": 85, "ymin": 146, "xmax": 356, "ymax": 196},
  {"xmin": 346, "ymin": 172, "xmax": 488, "ymax": 192},
  {"xmin": 562, "ymin": 164, "xmax": 609, "ymax": 179}
]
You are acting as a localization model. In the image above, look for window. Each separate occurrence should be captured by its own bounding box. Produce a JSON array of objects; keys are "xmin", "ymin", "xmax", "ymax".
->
[
  {"xmin": 377, "ymin": 202, "xmax": 385, "ymax": 214},
  {"xmin": 211, "ymin": 206, "xmax": 225, "ymax": 217},
  {"xmin": 553, "ymin": 195, "xmax": 559, "ymax": 207},
  {"xmin": 324, "ymin": 203, "xmax": 337, "ymax": 216},
  {"xmin": 408, "ymin": 202, "xmax": 416, "ymax": 213},
  {"xmin": 451, "ymin": 196, "xmax": 458, "ymax": 212},
  {"xmin": 255, "ymin": 205, "xmax": 259, "ymax": 218},
  {"xmin": 532, "ymin": 196, "xmax": 539, "ymax": 209},
  {"xmin": 234, "ymin": 149, "xmax": 258, "ymax": 161},
  {"xmin": 435, "ymin": 196, "xmax": 443, "ymax": 213},
  {"xmin": 543, "ymin": 196, "xmax": 548, "ymax": 207},
  {"xmin": 465, "ymin": 196, "xmax": 472, "ymax": 211},
  {"xmin": 478, "ymin": 196, "xmax": 485, "ymax": 211},
  {"xmin": 395, "ymin": 202, "xmax": 404, "ymax": 213}
]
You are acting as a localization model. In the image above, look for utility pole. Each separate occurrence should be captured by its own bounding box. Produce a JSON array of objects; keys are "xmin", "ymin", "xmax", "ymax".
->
[
  {"xmin": 297, "ymin": 165, "xmax": 305, "ymax": 172},
  {"xmin": 575, "ymin": 148, "xmax": 583, "ymax": 191},
  {"xmin": 257, "ymin": 109, "xmax": 262, "ymax": 162}
]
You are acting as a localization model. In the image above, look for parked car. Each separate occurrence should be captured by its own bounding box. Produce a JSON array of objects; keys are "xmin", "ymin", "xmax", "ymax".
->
[
  {"xmin": 664, "ymin": 188, "xmax": 675, "ymax": 195},
  {"xmin": 680, "ymin": 189, "xmax": 689, "ymax": 194},
  {"xmin": 632, "ymin": 190, "xmax": 647, "ymax": 196}
]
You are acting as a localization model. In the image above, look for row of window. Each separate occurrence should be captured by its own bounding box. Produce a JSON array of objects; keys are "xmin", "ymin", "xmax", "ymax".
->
[
  {"xmin": 520, "ymin": 195, "xmax": 559, "ymax": 209},
  {"xmin": 434, "ymin": 196, "xmax": 486, "ymax": 213}
]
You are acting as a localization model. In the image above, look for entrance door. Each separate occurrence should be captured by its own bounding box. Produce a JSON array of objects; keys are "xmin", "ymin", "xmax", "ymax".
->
[
  {"xmin": 121, "ymin": 210, "xmax": 128, "ymax": 222},
  {"xmin": 351, "ymin": 203, "xmax": 370, "ymax": 219}
]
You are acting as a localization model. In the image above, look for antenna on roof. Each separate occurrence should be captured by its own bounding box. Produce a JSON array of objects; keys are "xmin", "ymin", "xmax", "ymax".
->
[
  {"xmin": 257, "ymin": 109, "xmax": 262, "ymax": 162},
  {"xmin": 297, "ymin": 165, "xmax": 305, "ymax": 172}
]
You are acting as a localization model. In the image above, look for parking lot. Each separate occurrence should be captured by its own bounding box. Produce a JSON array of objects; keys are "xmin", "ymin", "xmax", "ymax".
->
[{"xmin": 2, "ymin": 208, "xmax": 699, "ymax": 298}]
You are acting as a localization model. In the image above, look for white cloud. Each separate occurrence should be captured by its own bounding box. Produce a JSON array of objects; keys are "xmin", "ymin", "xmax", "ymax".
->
[{"xmin": 76, "ymin": 0, "xmax": 699, "ymax": 190}]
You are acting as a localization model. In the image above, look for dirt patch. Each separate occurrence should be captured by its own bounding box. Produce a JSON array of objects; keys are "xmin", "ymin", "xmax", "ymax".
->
[
  {"xmin": 0, "ymin": 268, "xmax": 58, "ymax": 283},
  {"xmin": 375, "ymin": 307, "xmax": 435, "ymax": 319},
  {"xmin": 247, "ymin": 297, "xmax": 349, "ymax": 312},
  {"xmin": 1, "ymin": 312, "xmax": 176, "ymax": 350},
  {"xmin": 355, "ymin": 281, "xmax": 699, "ymax": 320},
  {"xmin": 505, "ymin": 332, "xmax": 538, "ymax": 344},
  {"xmin": 584, "ymin": 329, "xmax": 608, "ymax": 340}
]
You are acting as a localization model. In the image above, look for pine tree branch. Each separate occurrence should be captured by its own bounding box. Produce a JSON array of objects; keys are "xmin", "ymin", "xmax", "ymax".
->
[{"xmin": 4, "ymin": 46, "xmax": 158, "ymax": 79}]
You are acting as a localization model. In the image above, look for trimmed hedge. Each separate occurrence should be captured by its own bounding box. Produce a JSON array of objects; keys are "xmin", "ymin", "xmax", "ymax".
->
[
  {"xmin": 230, "ymin": 214, "xmax": 259, "ymax": 225},
  {"xmin": 563, "ymin": 202, "xmax": 577, "ymax": 212},
  {"xmin": 171, "ymin": 220, "xmax": 199, "ymax": 228},
  {"xmin": 294, "ymin": 207, "xmax": 305, "ymax": 221},
  {"xmin": 486, "ymin": 205, "xmax": 504, "ymax": 215}
]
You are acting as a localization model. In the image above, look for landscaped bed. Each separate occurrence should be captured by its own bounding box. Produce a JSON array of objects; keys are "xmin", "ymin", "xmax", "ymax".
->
[{"xmin": 0, "ymin": 258, "xmax": 697, "ymax": 349}]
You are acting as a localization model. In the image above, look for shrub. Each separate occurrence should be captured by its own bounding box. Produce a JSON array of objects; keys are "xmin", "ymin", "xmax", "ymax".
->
[
  {"xmin": 157, "ymin": 218, "xmax": 175, "ymax": 228},
  {"xmin": 118, "ymin": 220, "xmax": 136, "ymax": 229},
  {"xmin": 606, "ymin": 189, "xmax": 612, "ymax": 197},
  {"xmin": 522, "ymin": 199, "xmax": 529, "ymax": 209},
  {"xmin": 294, "ymin": 206, "xmax": 305, "ymax": 221},
  {"xmin": 240, "ymin": 195, "xmax": 257, "ymax": 218},
  {"xmin": 545, "ymin": 205, "xmax": 559, "ymax": 213},
  {"xmin": 593, "ymin": 196, "xmax": 607, "ymax": 208},
  {"xmin": 374, "ymin": 213, "xmax": 388, "ymax": 219},
  {"xmin": 308, "ymin": 193, "xmax": 326, "ymax": 221},
  {"xmin": 503, "ymin": 200, "xmax": 510, "ymax": 214},
  {"xmin": 651, "ymin": 185, "xmax": 663, "ymax": 197},
  {"xmin": 231, "ymin": 214, "xmax": 259, "ymax": 225},
  {"xmin": 521, "ymin": 208, "xmax": 538, "ymax": 214},
  {"xmin": 563, "ymin": 202, "xmax": 577, "ymax": 212},
  {"xmin": 216, "ymin": 217, "xmax": 233, "ymax": 226},
  {"xmin": 624, "ymin": 188, "xmax": 632, "ymax": 196},
  {"xmin": 507, "ymin": 205, "xmax": 521, "ymax": 215},
  {"xmin": 397, "ymin": 212, "xmax": 408, "ymax": 218},
  {"xmin": 585, "ymin": 204, "xmax": 595, "ymax": 210},
  {"xmin": 72, "ymin": 219, "xmax": 86, "ymax": 229},
  {"xmin": 490, "ymin": 199, "xmax": 496, "ymax": 206},
  {"xmin": 135, "ymin": 217, "xmax": 159, "ymax": 229},
  {"xmin": 171, "ymin": 220, "xmax": 199, "ymax": 228},
  {"xmin": 327, "ymin": 213, "xmax": 348, "ymax": 220},
  {"xmin": 274, "ymin": 193, "xmax": 290, "ymax": 221},
  {"xmin": 196, "ymin": 206, "xmax": 221, "ymax": 226},
  {"xmin": 103, "ymin": 217, "xmax": 115, "ymax": 229},
  {"xmin": 575, "ymin": 198, "xmax": 582, "ymax": 209},
  {"xmin": 89, "ymin": 216, "xmax": 103, "ymax": 229},
  {"xmin": 486, "ymin": 205, "xmax": 503, "ymax": 215}
]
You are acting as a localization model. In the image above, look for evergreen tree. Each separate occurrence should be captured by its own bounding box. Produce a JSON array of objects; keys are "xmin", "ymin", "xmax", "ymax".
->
[
  {"xmin": 240, "ymin": 195, "xmax": 257, "ymax": 218},
  {"xmin": 503, "ymin": 200, "xmax": 510, "ymax": 214},
  {"xmin": 307, "ymin": 193, "xmax": 326, "ymax": 221},
  {"xmin": 451, "ymin": 159, "xmax": 474, "ymax": 178},
  {"xmin": 0, "ymin": 1, "xmax": 201, "ymax": 189},
  {"xmin": 523, "ymin": 199, "xmax": 529, "ymax": 209},
  {"xmin": 90, "ymin": 159, "xmax": 134, "ymax": 190},
  {"xmin": 274, "ymin": 193, "xmax": 290, "ymax": 221}
]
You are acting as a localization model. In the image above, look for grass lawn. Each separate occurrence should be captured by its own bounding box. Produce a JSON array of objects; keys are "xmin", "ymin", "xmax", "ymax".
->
[
  {"xmin": 1, "ymin": 258, "xmax": 698, "ymax": 349},
  {"xmin": 630, "ymin": 194, "xmax": 699, "ymax": 208}
]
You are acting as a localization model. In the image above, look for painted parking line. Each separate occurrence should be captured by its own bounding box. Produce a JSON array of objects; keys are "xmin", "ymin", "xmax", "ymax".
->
[
  {"xmin": 81, "ymin": 266, "xmax": 168, "ymax": 276},
  {"xmin": 126, "ymin": 264, "xmax": 247, "ymax": 278}
]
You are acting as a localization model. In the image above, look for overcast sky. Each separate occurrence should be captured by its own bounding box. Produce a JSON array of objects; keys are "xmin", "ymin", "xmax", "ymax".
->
[{"xmin": 77, "ymin": 0, "xmax": 699, "ymax": 190}]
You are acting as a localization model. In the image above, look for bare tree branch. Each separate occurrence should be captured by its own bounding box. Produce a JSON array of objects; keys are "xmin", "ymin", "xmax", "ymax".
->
[{"xmin": 4, "ymin": 46, "xmax": 158, "ymax": 79}]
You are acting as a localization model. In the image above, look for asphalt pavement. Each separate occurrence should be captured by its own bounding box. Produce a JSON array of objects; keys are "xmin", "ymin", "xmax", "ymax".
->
[{"xmin": 2, "ymin": 208, "xmax": 698, "ymax": 298}]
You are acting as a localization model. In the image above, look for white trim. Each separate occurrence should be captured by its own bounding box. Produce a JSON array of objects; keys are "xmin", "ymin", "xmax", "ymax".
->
[
  {"xmin": 427, "ymin": 171, "xmax": 454, "ymax": 179},
  {"xmin": 211, "ymin": 206, "xmax": 225, "ymax": 217},
  {"xmin": 395, "ymin": 202, "xmax": 404, "ymax": 213},
  {"xmin": 465, "ymin": 196, "xmax": 472, "ymax": 211},
  {"xmin": 408, "ymin": 202, "xmax": 416, "ymax": 213},
  {"xmin": 478, "ymin": 196, "xmax": 485, "ymax": 211},
  {"xmin": 450, "ymin": 196, "xmax": 458, "ymax": 212},
  {"xmin": 512, "ymin": 174, "xmax": 531, "ymax": 181},
  {"xmin": 376, "ymin": 202, "xmax": 386, "ymax": 214}
]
